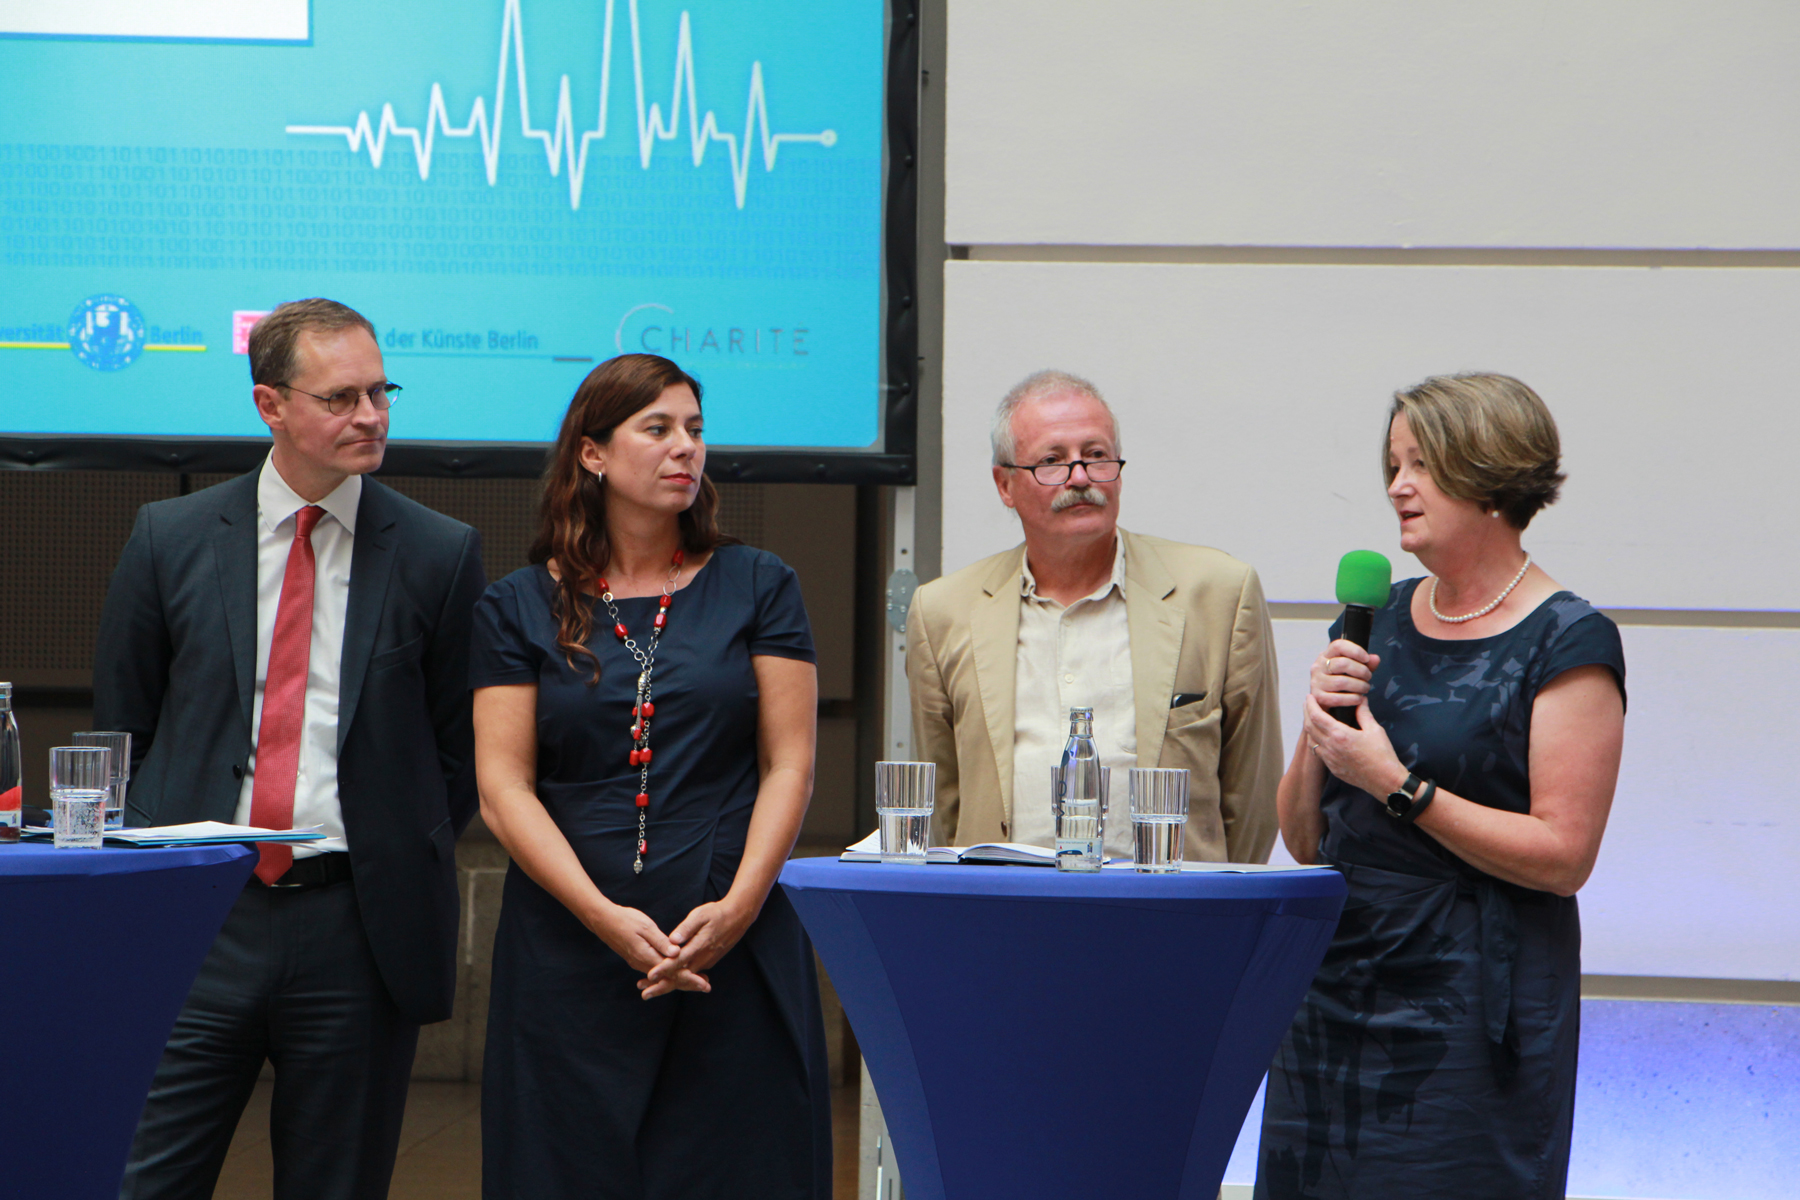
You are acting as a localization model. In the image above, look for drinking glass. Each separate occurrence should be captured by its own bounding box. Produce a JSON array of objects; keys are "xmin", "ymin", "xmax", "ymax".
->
[
  {"xmin": 874, "ymin": 761, "xmax": 936, "ymax": 864},
  {"xmin": 49, "ymin": 745, "xmax": 111, "ymax": 849},
  {"xmin": 1128, "ymin": 768, "xmax": 1189, "ymax": 873},
  {"xmin": 72, "ymin": 731, "xmax": 130, "ymax": 830}
]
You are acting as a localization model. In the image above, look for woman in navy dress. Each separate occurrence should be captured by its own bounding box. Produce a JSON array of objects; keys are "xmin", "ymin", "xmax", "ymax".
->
[
  {"xmin": 1257, "ymin": 374, "xmax": 1626, "ymax": 1200},
  {"xmin": 471, "ymin": 354, "xmax": 830, "ymax": 1199}
]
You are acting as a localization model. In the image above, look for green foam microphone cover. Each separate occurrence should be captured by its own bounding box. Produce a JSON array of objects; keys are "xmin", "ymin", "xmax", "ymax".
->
[{"xmin": 1335, "ymin": 550, "xmax": 1393, "ymax": 609}]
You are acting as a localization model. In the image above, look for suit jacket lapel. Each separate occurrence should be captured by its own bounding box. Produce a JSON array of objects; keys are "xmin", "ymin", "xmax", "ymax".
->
[
  {"xmin": 337, "ymin": 480, "xmax": 397, "ymax": 755},
  {"xmin": 210, "ymin": 474, "xmax": 262, "ymax": 737},
  {"xmin": 1123, "ymin": 530, "xmax": 1183, "ymax": 769},
  {"xmin": 970, "ymin": 547, "xmax": 1025, "ymax": 827}
]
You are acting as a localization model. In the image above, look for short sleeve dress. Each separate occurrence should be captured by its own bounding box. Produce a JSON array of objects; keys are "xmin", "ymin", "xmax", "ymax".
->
[
  {"xmin": 1256, "ymin": 579, "xmax": 1625, "ymax": 1200},
  {"xmin": 471, "ymin": 545, "xmax": 832, "ymax": 1200}
]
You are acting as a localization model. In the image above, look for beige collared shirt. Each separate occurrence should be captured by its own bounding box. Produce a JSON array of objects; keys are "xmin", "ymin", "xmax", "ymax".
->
[
  {"xmin": 232, "ymin": 455, "xmax": 360, "ymax": 856},
  {"xmin": 1010, "ymin": 536, "xmax": 1137, "ymax": 856}
]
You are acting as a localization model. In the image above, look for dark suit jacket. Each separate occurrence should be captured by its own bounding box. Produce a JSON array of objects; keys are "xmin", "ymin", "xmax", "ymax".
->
[{"xmin": 93, "ymin": 470, "xmax": 487, "ymax": 1024}]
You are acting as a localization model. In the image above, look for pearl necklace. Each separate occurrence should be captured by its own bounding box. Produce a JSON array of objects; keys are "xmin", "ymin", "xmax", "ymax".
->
[
  {"xmin": 598, "ymin": 549, "xmax": 683, "ymax": 875},
  {"xmin": 1429, "ymin": 554, "xmax": 1531, "ymax": 624}
]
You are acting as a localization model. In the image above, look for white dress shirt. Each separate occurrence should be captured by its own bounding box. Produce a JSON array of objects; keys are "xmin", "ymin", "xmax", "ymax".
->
[
  {"xmin": 232, "ymin": 455, "xmax": 360, "ymax": 856},
  {"xmin": 1010, "ymin": 536, "xmax": 1138, "ymax": 858}
]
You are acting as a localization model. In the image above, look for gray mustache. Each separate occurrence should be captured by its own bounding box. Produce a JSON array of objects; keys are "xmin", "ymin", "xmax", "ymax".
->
[{"xmin": 1051, "ymin": 486, "xmax": 1108, "ymax": 512}]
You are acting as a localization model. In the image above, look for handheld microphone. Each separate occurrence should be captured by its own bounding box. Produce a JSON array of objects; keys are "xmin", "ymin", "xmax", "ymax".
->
[{"xmin": 1331, "ymin": 550, "xmax": 1392, "ymax": 726}]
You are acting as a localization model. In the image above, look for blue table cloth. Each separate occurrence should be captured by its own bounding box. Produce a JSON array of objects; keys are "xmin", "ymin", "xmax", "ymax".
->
[
  {"xmin": 780, "ymin": 859, "xmax": 1347, "ymax": 1200},
  {"xmin": 0, "ymin": 843, "xmax": 255, "ymax": 1200}
]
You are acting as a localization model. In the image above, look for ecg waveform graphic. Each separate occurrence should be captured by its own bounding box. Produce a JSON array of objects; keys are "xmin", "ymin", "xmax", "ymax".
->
[{"xmin": 285, "ymin": 0, "xmax": 837, "ymax": 210}]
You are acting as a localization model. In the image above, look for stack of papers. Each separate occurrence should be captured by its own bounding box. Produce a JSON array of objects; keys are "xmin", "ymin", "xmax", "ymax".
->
[
  {"xmin": 22, "ymin": 821, "xmax": 327, "ymax": 847},
  {"xmin": 109, "ymin": 821, "xmax": 328, "ymax": 847}
]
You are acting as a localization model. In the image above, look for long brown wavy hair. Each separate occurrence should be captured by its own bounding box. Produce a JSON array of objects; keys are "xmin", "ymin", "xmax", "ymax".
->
[{"xmin": 529, "ymin": 354, "xmax": 731, "ymax": 680}]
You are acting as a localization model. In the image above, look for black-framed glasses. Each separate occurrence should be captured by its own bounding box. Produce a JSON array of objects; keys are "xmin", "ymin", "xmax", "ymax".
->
[
  {"xmin": 999, "ymin": 458, "xmax": 1126, "ymax": 485},
  {"xmin": 277, "ymin": 381, "xmax": 402, "ymax": 415}
]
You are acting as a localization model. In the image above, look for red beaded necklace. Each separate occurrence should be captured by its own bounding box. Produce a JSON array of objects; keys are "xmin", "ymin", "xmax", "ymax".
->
[{"xmin": 597, "ymin": 548, "xmax": 683, "ymax": 876}]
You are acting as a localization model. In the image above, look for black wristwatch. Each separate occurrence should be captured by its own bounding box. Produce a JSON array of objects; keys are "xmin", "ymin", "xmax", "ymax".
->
[{"xmin": 1383, "ymin": 772, "xmax": 1437, "ymax": 824}]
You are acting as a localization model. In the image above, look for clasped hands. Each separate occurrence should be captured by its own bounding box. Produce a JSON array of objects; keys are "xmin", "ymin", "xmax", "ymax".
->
[
  {"xmin": 591, "ymin": 896, "xmax": 756, "ymax": 1001},
  {"xmin": 1303, "ymin": 638, "xmax": 1409, "ymax": 801}
]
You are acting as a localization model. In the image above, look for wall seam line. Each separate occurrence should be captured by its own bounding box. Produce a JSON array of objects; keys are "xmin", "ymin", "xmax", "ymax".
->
[{"xmin": 955, "ymin": 244, "xmax": 1800, "ymax": 269}]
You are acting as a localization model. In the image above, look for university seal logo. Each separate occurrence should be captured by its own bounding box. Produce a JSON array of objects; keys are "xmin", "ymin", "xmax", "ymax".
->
[{"xmin": 68, "ymin": 295, "xmax": 147, "ymax": 371}]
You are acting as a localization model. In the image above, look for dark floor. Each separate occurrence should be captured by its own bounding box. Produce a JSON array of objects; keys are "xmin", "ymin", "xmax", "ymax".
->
[{"xmin": 213, "ymin": 1079, "xmax": 861, "ymax": 1199}]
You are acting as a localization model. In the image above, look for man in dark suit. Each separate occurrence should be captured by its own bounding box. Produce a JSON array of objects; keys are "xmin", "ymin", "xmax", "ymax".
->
[{"xmin": 95, "ymin": 298, "xmax": 486, "ymax": 1199}]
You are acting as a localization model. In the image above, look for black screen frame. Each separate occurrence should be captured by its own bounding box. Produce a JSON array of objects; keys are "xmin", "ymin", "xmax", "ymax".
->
[{"xmin": 0, "ymin": 0, "xmax": 919, "ymax": 487}]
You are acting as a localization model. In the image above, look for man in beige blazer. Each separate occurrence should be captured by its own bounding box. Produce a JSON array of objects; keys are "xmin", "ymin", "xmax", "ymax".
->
[{"xmin": 906, "ymin": 370, "xmax": 1282, "ymax": 862}]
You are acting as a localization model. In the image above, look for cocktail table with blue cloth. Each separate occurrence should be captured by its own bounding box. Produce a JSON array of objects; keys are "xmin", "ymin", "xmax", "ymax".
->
[
  {"xmin": 779, "ymin": 858, "xmax": 1347, "ymax": 1200},
  {"xmin": 0, "ymin": 843, "xmax": 255, "ymax": 1200}
]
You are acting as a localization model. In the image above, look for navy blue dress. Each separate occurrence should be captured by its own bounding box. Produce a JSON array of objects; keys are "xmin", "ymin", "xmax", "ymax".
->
[
  {"xmin": 471, "ymin": 546, "xmax": 831, "ymax": 1200},
  {"xmin": 1257, "ymin": 579, "xmax": 1625, "ymax": 1200}
]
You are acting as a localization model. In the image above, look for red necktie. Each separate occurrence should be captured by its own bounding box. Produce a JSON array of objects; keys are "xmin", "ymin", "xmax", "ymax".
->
[{"xmin": 250, "ymin": 505, "xmax": 324, "ymax": 884}]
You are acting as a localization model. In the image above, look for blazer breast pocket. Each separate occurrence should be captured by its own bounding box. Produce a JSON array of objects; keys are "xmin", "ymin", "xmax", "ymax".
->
[
  {"xmin": 1163, "ymin": 695, "xmax": 1222, "ymax": 769},
  {"xmin": 368, "ymin": 634, "xmax": 425, "ymax": 672},
  {"xmin": 1167, "ymin": 694, "xmax": 1217, "ymax": 729}
]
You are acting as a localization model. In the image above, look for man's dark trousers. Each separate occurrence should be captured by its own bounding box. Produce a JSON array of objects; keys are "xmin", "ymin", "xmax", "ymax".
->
[{"xmin": 120, "ymin": 878, "xmax": 417, "ymax": 1197}]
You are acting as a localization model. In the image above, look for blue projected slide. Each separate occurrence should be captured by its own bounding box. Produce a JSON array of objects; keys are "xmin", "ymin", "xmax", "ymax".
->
[{"xmin": 0, "ymin": 0, "xmax": 885, "ymax": 449}]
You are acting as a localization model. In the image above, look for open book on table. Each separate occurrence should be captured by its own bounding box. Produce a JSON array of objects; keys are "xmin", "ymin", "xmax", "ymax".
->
[
  {"xmin": 839, "ymin": 829, "xmax": 1063, "ymax": 865},
  {"xmin": 839, "ymin": 830, "xmax": 1113, "ymax": 866}
]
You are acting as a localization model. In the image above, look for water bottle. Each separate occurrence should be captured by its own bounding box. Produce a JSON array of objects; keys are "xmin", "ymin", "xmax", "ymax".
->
[
  {"xmin": 0, "ymin": 683, "xmax": 21, "ymax": 842},
  {"xmin": 1054, "ymin": 707, "xmax": 1104, "ymax": 872}
]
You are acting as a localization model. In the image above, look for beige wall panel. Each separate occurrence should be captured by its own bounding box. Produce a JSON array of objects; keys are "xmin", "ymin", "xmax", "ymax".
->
[
  {"xmin": 948, "ymin": 0, "xmax": 1800, "ymax": 248},
  {"xmin": 941, "ymin": 260, "xmax": 1800, "ymax": 611}
]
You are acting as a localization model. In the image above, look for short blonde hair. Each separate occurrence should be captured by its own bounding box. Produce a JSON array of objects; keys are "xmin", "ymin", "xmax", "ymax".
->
[{"xmin": 1384, "ymin": 373, "xmax": 1565, "ymax": 530}]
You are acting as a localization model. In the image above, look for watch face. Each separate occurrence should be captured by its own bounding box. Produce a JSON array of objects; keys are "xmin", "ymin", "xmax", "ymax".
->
[{"xmin": 1384, "ymin": 773, "xmax": 1420, "ymax": 819}]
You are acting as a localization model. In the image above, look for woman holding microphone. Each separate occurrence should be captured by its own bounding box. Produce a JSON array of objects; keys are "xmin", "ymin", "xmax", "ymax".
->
[
  {"xmin": 471, "ymin": 354, "xmax": 830, "ymax": 1199},
  {"xmin": 1256, "ymin": 374, "xmax": 1626, "ymax": 1200}
]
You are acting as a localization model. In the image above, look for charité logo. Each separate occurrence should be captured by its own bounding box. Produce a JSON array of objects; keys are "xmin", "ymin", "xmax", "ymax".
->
[{"xmin": 613, "ymin": 303, "xmax": 812, "ymax": 358}]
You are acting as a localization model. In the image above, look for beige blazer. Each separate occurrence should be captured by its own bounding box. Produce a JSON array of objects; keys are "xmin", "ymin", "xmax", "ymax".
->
[{"xmin": 906, "ymin": 528, "xmax": 1282, "ymax": 863}]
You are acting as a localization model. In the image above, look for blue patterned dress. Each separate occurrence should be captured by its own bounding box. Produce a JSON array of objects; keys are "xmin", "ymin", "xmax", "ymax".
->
[{"xmin": 1256, "ymin": 579, "xmax": 1625, "ymax": 1200}]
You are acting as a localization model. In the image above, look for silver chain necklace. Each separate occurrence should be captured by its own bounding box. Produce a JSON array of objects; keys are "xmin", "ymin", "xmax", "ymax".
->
[
  {"xmin": 598, "ymin": 551, "xmax": 683, "ymax": 875},
  {"xmin": 1430, "ymin": 554, "xmax": 1531, "ymax": 624}
]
